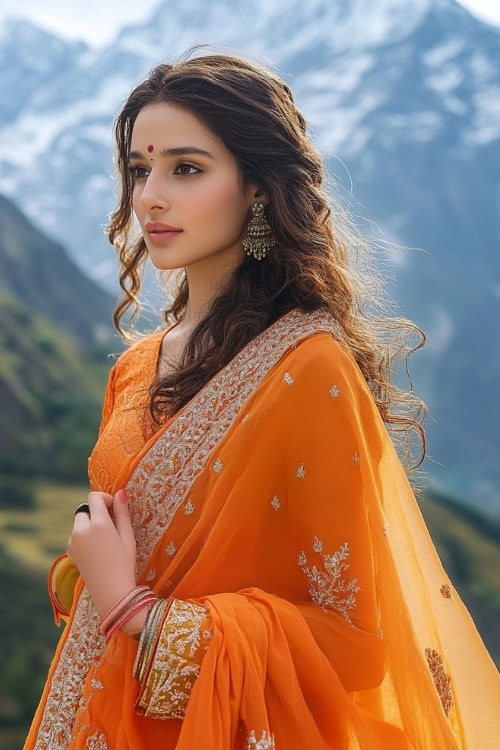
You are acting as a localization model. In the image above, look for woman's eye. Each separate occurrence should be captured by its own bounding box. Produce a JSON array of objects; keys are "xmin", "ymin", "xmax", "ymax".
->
[
  {"xmin": 174, "ymin": 162, "xmax": 202, "ymax": 176},
  {"xmin": 126, "ymin": 162, "xmax": 202, "ymax": 180},
  {"xmin": 127, "ymin": 166, "xmax": 149, "ymax": 179}
]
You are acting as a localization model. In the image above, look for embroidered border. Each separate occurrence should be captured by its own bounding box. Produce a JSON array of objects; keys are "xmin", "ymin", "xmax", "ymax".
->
[
  {"xmin": 32, "ymin": 306, "xmax": 342, "ymax": 747},
  {"xmin": 134, "ymin": 598, "xmax": 212, "ymax": 719}
]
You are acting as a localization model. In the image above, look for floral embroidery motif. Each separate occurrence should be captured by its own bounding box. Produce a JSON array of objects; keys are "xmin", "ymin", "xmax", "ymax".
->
[
  {"xmin": 313, "ymin": 536, "xmax": 323, "ymax": 553},
  {"xmin": 352, "ymin": 452, "xmax": 360, "ymax": 464},
  {"xmin": 296, "ymin": 462, "xmax": 306, "ymax": 479},
  {"xmin": 135, "ymin": 599, "xmax": 212, "ymax": 719},
  {"xmin": 298, "ymin": 538, "xmax": 361, "ymax": 627},
  {"xmin": 145, "ymin": 568, "xmax": 156, "ymax": 581},
  {"xmin": 440, "ymin": 583, "xmax": 451, "ymax": 598},
  {"xmin": 184, "ymin": 498, "xmax": 195, "ymax": 515},
  {"xmin": 329, "ymin": 384, "xmax": 340, "ymax": 398},
  {"xmin": 425, "ymin": 647, "xmax": 453, "ymax": 716},
  {"xmin": 247, "ymin": 728, "xmax": 276, "ymax": 748},
  {"xmin": 271, "ymin": 495, "xmax": 281, "ymax": 510},
  {"xmin": 166, "ymin": 542, "xmax": 176, "ymax": 556},
  {"xmin": 91, "ymin": 678, "xmax": 104, "ymax": 690},
  {"xmin": 241, "ymin": 412, "xmax": 250, "ymax": 422},
  {"xmin": 34, "ymin": 308, "xmax": 344, "ymax": 746},
  {"xmin": 382, "ymin": 523, "xmax": 389, "ymax": 536},
  {"xmin": 283, "ymin": 371, "xmax": 294, "ymax": 384},
  {"xmin": 86, "ymin": 730, "xmax": 108, "ymax": 749},
  {"xmin": 212, "ymin": 457, "xmax": 223, "ymax": 472}
]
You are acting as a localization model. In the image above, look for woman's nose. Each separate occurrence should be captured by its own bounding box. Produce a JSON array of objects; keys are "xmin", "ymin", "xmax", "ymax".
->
[{"xmin": 139, "ymin": 172, "xmax": 169, "ymax": 210}]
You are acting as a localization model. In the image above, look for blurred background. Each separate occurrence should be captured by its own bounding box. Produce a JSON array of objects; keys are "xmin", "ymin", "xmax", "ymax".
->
[{"xmin": 0, "ymin": 0, "xmax": 499, "ymax": 746}]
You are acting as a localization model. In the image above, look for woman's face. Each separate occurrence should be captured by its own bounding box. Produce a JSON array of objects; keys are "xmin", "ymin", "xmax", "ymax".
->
[{"xmin": 128, "ymin": 101, "xmax": 266, "ymax": 270}]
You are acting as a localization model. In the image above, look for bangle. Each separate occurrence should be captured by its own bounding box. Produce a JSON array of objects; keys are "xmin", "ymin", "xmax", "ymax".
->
[
  {"xmin": 105, "ymin": 594, "xmax": 159, "ymax": 641},
  {"xmin": 133, "ymin": 596, "xmax": 175, "ymax": 683},
  {"xmin": 100, "ymin": 585, "xmax": 150, "ymax": 634},
  {"xmin": 99, "ymin": 586, "xmax": 159, "ymax": 640}
]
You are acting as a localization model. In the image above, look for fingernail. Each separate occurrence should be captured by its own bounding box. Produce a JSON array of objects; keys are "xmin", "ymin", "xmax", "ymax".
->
[{"xmin": 119, "ymin": 489, "xmax": 128, "ymax": 503}]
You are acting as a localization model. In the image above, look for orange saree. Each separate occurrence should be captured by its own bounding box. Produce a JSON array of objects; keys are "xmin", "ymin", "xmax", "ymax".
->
[{"xmin": 24, "ymin": 307, "xmax": 500, "ymax": 749}]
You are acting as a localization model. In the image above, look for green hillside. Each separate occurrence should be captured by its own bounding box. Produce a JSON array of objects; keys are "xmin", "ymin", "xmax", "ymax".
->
[{"xmin": 0, "ymin": 290, "xmax": 115, "ymax": 481}]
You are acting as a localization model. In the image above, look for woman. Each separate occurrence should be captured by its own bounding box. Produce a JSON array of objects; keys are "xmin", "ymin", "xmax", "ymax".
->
[{"xmin": 24, "ymin": 49, "xmax": 500, "ymax": 749}]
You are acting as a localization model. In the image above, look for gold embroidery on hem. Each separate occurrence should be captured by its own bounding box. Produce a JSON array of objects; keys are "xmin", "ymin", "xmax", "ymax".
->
[{"xmin": 135, "ymin": 598, "xmax": 211, "ymax": 719}]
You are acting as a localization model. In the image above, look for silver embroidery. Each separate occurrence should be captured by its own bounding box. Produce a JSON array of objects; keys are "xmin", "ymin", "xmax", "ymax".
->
[
  {"xmin": 91, "ymin": 679, "xmax": 104, "ymax": 690},
  {"xmin": 145, "ymin": 568, "xmax": 156, "ymax": 581},
  {"xmin": 184, "ymin": 498, "xmax": 195, "ymax": 515},
  {"xmin": 296, "ymin": 462, "xmax": 306, "ymax": 479},
  {"xmin": 212, "ymin": 457, "xmax": 223, "ymax": 472},
  {"xmin": 33, "ymin": 307, "xmax": 344, "ymax": 746},
  {"xmin": 313, "ymin": 536, "xmax": 323, "ymax": 553},
  {"xmin": 271, "ymin": 495, "xmax": 281, "ymax": 510},
  {"xmin": 283, "ymin": 371, "xmax": 294, "ymax": 384},
  {"xmin": 298, "ymin": 538, "xmax": 361, "ymax": 627},
  {"xmin": 86, "ymin": 730, "xmax": 108, "ymax": 749},
  {"xmin": 241, "ymin": 412, "xmax": 250, "ymax": 422},
  {"xmin": 329, "ymin": 384, "xmax": 340, "ymax": 398},
  {"xmin": 247, "ymin": 728, "xmax": 276, "ymax": 748},
  {"xmin": 352, "ymin": 452, "xmax": 360, "ymax": 464},
  {"xmin": 166, "ymin": 541, "xmax": 176, "ymax": 556},
  {"xmin": 33, "ymin": 585, "xmax": 107, "ymax": 749},
  {"xmin": 382, "ymin": 523, "xmax": 389, "ymax": 536}
]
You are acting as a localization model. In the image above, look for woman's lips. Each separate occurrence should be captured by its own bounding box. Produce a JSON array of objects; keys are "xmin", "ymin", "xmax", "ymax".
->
[{"xmin": 148, "ymin": 230, "xmax": 183, "ymax": 244}]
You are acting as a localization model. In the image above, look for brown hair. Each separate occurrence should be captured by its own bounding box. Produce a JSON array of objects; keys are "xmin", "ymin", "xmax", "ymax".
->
[{"xmin": 106, "ymin": 45, "xmax": 429, "ymax": 478}]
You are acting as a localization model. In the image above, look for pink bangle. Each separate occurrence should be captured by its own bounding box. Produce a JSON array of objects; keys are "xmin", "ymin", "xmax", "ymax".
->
[
  {"xmin": 100, "ymin": 586, "xmax": 151, "ymax": 634},
  {"xmin": 105, "ymin": 595, "xmax": 158, "ymax": 641},
  {"xmin": 101, "ymin": 590, "xmax": 158, "ymax": 638}
]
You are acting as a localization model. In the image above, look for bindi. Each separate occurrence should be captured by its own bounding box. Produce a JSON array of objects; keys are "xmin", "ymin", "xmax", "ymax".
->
[{"xmin": 147, "ymin": 144, "xmax": 154, "ymax": 161}]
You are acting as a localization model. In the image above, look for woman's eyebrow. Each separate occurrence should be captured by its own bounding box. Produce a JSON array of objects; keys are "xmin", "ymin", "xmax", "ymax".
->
[{"xmin": 128, "ymin": 146, "xmax": 215, "ymax": 160}]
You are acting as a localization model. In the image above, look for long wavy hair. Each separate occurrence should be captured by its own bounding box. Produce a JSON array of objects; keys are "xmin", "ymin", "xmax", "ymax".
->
[{"xmin": 106, "ymin": 45, "xmax": 429, "ymax": 479}]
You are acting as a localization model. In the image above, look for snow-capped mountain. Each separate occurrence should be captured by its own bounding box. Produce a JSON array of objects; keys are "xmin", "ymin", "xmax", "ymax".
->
[{"xmin": 0, "ymin": 0, "xmax": 499, "ymax": 515}]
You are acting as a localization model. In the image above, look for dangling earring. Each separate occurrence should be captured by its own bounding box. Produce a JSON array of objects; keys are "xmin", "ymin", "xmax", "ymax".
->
[{"xmin": 242, "ymin": 200, "xmax": 276, "ymax": 260}]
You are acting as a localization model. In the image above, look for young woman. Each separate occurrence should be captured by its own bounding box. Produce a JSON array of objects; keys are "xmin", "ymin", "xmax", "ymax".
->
[{"xmin": 24, "ymin": 50, "xmax": 499, "ymax": 749}]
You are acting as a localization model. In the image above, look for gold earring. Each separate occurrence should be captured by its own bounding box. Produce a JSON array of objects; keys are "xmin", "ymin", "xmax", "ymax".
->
[{"xmin": 242, "ymin": 200, "xmax": 276, "ymax": 260}]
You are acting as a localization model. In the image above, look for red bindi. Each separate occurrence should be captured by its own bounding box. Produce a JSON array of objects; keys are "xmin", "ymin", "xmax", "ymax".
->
[{"xmin": 147, "ymin": 144, "xmax": 154, "ymax": 152}]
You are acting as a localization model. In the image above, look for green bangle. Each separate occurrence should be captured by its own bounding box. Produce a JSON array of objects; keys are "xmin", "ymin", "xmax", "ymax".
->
[{"xmin": 139, "ymin": 598, "xmax": 171, "ymax": 684}]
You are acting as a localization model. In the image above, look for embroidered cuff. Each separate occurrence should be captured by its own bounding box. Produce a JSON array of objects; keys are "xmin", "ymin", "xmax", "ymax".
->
[{"xmin": 134, "ymin": 598, "xmax": 213, "ymax": 719}]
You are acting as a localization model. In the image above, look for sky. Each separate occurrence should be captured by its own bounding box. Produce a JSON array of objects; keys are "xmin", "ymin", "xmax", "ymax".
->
[{"xmin": 0, "ymin": 0, "xmax": 499, "ymax": 47}]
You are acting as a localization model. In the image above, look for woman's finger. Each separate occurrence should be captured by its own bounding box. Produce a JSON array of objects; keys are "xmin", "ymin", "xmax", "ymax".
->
[{"xmin": 87, "ymin": 491, "xmax": 111, "ymax": 523}]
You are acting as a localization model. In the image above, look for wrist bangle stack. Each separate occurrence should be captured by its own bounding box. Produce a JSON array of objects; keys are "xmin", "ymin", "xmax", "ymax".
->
[
  {"xmin": 133, "ymin": 596, "xmax": 175, "ymax": 683},
  {"xmin": 99, "ymin": 585, "xmax": 159, "ymax": 641}
]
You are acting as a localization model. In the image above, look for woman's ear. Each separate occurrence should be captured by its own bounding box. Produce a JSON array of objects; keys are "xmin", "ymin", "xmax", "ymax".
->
[{"xmin": 252, "ymin": 187, "xmax": 270, "ymax": 206}]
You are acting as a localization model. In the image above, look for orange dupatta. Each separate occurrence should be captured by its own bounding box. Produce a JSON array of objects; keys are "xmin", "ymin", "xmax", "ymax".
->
[{"xmin": 24, "ymin": 307, "xmax": 500, "ymax": 749}]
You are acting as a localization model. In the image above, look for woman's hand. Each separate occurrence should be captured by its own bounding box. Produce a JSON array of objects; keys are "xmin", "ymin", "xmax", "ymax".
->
[{"xmin": 67, "ymin": 489, "xmax": 137, "ymax": 623}]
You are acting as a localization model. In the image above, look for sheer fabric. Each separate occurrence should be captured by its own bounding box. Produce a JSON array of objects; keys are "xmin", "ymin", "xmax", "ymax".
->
[{"xmin": 24, "ymin": 307, "xmax": 500, "ymax": 749}]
